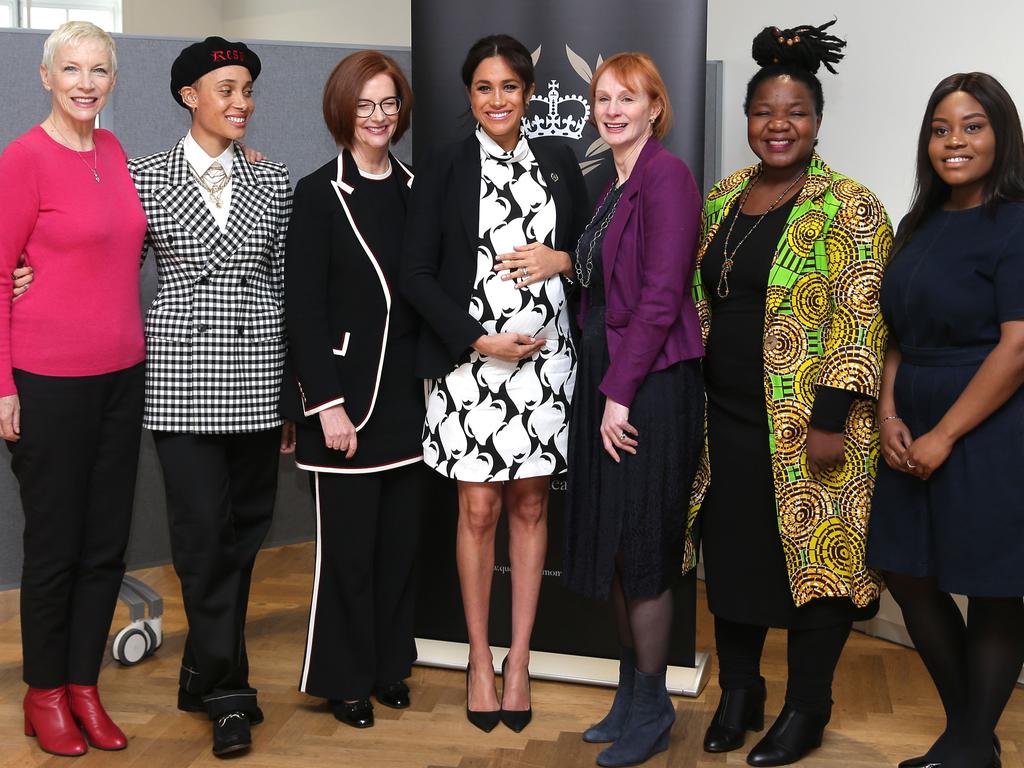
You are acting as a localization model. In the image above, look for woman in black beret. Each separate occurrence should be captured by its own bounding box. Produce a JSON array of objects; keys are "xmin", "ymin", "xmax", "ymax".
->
[{"xmin": 133, "ymin": 36, "xmax": 293, "ymax": 758}]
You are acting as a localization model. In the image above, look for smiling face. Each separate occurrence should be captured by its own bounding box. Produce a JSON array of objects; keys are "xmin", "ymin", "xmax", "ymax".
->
[
  {"xmin": 180, "ymin": 65, "xmax": 254, "ymax": 149},
  {"xmin": 746, "ymin": 75, "xmax": 821, "ymax": 177},
  {"xmin": 593, "ymin": 69, "xmax": 660, "ymax": 154},
  {"xmin": 928, "ymin": 90, "xmax": 995, "ymax": 208},
  {"xmin": 40, "ymin": 38, "xmax": 116, "ymax": 128},
  {"xmin": 352, "ymin": 72, "xmax": 399, "ymax": 158},
  {"xmin": 468, "ymin": 55, "xmax": 532, "ymax": 151}
]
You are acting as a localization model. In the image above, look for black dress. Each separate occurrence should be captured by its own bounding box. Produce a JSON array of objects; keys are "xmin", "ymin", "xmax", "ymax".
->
[
  {"xmin": 700, "ymin": 199, "xmax": 876, "ymax": 628},
  {"xmin": 868, "ymin": 204, "xmax": 1024, "ymax": 596},
  {"xmin": 563, "ymin": 186, "xmax": 704, "ymax": 601}
]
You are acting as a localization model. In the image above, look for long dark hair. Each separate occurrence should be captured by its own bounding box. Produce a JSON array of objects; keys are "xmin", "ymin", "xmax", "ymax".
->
[
  {"xmin": 895, "ymin": 72, "xmax": 1024, "ymax": 253},
  {"xmin": 743, "ymin": 19, "xmax": 846, "ymax": 115},
  {"xmin": 460, "ymin": 34, "xmax": 535, "ymax": 92}
]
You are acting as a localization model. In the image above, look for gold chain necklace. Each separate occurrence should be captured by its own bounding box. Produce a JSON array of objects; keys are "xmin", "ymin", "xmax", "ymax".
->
[
  {"xmin": 191, "ymin": 165, "xmax": 232, "ymax": 208},
  {"xmin": 716, "ymin": 170, "xmax": 806, "ymax": 299},
  {"xmin": 47, "ymin": 119, "xmax": 100, "ymax": 183}
]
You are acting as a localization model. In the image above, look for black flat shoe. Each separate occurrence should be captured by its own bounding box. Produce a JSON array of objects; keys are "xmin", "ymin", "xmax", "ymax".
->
[
  {"xmin": 179, "ymin": 689, "xmax": 264, "ymax": 725},
  {"xmin": 745, "ymin": 703, "xmax": 830, "ymax": 767},
  {"xmin": 499, "ymin": 656, "xmax": 532, "ymax": 733},
  {"xmin": 375, "ymin": 680, "xmax": 411, "ymax": 709},
  {"xmin": 703, "ymin": 677, "xmax": 765, "ymax": 753},
  {"xmin": 465, "ymin": 665, "xmax": 500, "ymax": 733},
  {"xmin": 212, "ymin": 712, "xmax": 251, "ymax": 757},
  {"xmin": 899, "ymin": 735, "xmax": 1003, "ymax": 768},
  {"xmin": 330, "ymin": 698, "xmax": 374, "ymax": 728}
]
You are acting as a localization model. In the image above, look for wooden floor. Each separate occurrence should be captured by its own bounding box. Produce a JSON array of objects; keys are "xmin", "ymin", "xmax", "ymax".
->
[{"xmin": 0, "ymin": 542, "xmax": 1020, "ymax": 767}]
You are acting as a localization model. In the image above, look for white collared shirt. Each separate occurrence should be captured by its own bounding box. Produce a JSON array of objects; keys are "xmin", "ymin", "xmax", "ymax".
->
[{"xmin": 183, "ymin": 131, "xmax": 234, "ymax": 232}]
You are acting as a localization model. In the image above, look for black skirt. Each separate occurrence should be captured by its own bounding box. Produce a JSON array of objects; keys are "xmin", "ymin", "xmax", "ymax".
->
[{"xmin": 562, "ymin": 306, "xmax": 704, "ymax": 601}]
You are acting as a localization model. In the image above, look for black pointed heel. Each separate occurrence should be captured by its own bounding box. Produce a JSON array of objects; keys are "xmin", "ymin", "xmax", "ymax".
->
[
  {"xmin": 465, "ymin": 664, "xmax": 500, "ymax": 733},
  {"xmin": 499, "ymin": 656, "xmax": 532, "ymax": 733}
]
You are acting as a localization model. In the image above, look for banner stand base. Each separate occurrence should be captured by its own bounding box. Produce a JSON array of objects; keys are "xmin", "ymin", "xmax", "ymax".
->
[{"xmin": 414, "ymin": 639, "xmax": 711, "ymax": 697}]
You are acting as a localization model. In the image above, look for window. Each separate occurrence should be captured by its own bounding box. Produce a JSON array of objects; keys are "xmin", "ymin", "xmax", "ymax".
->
[{"xmin": 2, "ymin": 0, "xmax": 121, "ymax": 32}]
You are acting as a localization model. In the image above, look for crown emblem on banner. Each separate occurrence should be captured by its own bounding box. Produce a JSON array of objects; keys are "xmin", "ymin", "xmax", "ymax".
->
[{"xmin": 524, "ymin": 80, "xmax": 590, "ymax": 140}]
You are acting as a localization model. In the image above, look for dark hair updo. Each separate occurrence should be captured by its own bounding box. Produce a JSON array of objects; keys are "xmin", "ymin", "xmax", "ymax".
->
[
  {"xmin": 461, "ymin": 34, "xmax": 535, "ymax": 93},
  {"xmin": 743, "ymin": 19, "xmax": 846, "ymax": 115}
]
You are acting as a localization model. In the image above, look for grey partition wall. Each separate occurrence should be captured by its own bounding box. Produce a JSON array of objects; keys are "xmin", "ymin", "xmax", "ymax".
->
[{"xmin": 0, "ymin": 28, "xmax": 411, "ymax": 588}]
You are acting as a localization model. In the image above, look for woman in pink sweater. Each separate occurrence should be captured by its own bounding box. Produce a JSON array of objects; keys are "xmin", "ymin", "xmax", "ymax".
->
[{"xmin": 0, "ymin": 21, "xmax": 146, "ymax": 757}]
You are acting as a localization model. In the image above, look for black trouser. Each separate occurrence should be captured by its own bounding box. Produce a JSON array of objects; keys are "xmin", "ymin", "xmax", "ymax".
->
[
  {"xmin": 714, "ymin": 615, "xmax": 852, "ymax": 714},
  {"xmin": 153, "ymin": 429, "xmax": 278, "ymax": 719},
  {"xmin": 299, "ymin": 465, "xmax": 422, "ymax": 701},
  {"xmin": 10, "ymin": 365, "xmax": 144, "ymax": 689}
]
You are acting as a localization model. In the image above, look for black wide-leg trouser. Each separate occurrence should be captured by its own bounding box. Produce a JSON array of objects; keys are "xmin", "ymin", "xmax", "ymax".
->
[{"xmin": 153, "ymin": 428, "xmax": 278, "ymax": 719}]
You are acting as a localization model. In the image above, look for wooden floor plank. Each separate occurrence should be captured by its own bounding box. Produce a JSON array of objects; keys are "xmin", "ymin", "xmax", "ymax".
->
[{"xmin": 0, "ymin": 542, "xmax": 1020, "ymax": 767}]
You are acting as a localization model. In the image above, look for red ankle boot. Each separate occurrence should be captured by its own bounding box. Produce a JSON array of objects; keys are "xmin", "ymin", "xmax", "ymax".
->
[
  {"xmin": 23, "ymin": 686, "xmax": 88, "ymax": 756},
  {"xmin": 67, "ymin": 684, "xmax": 127, "ymax": 751}
]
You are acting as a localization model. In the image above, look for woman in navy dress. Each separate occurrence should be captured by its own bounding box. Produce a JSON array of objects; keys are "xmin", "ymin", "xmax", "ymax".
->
[{"xmin": 868, "ymin": 72, "xmax": 1024, "ymax": 768}]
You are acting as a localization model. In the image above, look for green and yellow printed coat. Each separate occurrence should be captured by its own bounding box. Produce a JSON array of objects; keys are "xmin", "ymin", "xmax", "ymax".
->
[{"xmin": 689, "ymin": 154, "xmax": 892, "ymax": 608}]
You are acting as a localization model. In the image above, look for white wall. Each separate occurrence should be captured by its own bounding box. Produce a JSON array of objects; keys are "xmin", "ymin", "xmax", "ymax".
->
[
  {"xmin": 706, "ymin": 1, "xmax": 1024, "ymax": 222},
  {"xmin": 123, "ymin": 0, "xmax": 410, "ymax": 47},
  {"xmin": 122, "ymin": 0, "xmax": 223, "ymax": 37}
]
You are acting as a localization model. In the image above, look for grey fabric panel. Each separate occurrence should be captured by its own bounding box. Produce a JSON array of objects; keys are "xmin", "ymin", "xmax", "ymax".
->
[{"xmin": 0, "ymin": 29, "xmax": 411, "ymax": 588}]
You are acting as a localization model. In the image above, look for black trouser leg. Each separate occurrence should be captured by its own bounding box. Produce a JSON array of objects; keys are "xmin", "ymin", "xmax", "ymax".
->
[
  {"xmin": 12, "ymin": 367, "xmax": 142, "ymax": 688},
  {"xmin": 713, "ymin": 616, "xmax": 768, "ymax": 691},
  {"xmin": 372, "ymin": 464, "xmax": 422, "ymax": 688},
  {"xmin": 784, "ymin": 621, "xmax": 851, "ymax": 715},
  {"xmin": 154, "ymin": 430, "xmax": 277, "ymax": 718},
  {"xmin": 67, "ymin": 366, "xmax": 144, "ymax": 684}
]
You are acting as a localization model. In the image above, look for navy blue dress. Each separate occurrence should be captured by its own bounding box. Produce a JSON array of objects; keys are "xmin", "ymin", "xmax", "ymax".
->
[{"xmin": 867, "ymin": 203, "xmax": 1024, "ymax": 596}]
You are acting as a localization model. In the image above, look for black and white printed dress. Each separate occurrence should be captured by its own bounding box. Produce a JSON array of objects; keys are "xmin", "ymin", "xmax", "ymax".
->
[{"xmin": 422, "ymin": 128, "xmax": 575, "ymax": 482}]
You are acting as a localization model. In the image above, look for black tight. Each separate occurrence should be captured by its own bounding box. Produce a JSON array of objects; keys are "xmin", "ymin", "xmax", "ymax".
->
[
  {"xmin": 609, "ymin": 558, "xmax": 673, "ymax": 675},
  {"xmin": 885, "ymin": 571, "xmax": 1024, "ymax": 765},
  {"xmin": 714, "ymin": 615, "xmax": 851, "ymax": 715}
]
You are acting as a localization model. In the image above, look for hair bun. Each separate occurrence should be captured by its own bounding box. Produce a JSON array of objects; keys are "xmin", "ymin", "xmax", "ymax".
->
[{"xmin": 751, "ymin": 18, "xmax": 846, "ymax": 75}]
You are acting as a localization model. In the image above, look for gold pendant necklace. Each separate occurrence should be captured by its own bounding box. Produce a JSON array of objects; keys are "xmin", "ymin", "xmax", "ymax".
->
[
  {"xmin": 48, "ymin": 119, "xmax": 100, "ymax": 183},
  {"xmin": 716, "ymin": 170, "xmax": 806, "ymax": 299}
]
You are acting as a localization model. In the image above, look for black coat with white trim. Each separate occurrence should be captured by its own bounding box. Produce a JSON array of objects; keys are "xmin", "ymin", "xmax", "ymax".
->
[
  {"xmin": 400, "ymin": 134, "xmax": 590, "ymax": 379},
  {"xmin": 281, "ymin": 150, "xmax": 424, "ymax": 472},
  {"xmin": 130, "ymin": 140, "xmax": 291, "ymax": 434}
]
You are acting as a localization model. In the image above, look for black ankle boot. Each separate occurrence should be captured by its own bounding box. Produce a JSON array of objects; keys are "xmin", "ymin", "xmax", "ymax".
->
[
  {"xmin": 703, "ymin": 676, "xmax": 766, "ymax": 753},
  {"xmin": 596, "ymin": 668, "xmax": 675, "ymax": 768},
  {"xmin": 583, "ymin": 648, "xmax": 636, "ymax": 744},
  {"xmin": 745, "ymin": 703, "xmax": 830, "ymax": 767}
]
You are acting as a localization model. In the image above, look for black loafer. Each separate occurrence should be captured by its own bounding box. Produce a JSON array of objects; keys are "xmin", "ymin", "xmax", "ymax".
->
[
  {"xmin": 703, "ymin": 677, "xmax": 766, "ymax": 753},
  {"xmin": 375, "ymin": 681, "xmax": 411, "ymax": 709},
  {"xmin": 330, "ymin": 698, "xmax": 374, "ymax": 728},
  {"xmin": 212, "ymin": 712, "xmax": 251, "ymax": 757},
  {"xmin": 746, "ymin": 703, "xmax": 829, "ymax": 767},
  {"xmin": 178, "ymin": 689, "xmax": 264, "ymax": 725}
]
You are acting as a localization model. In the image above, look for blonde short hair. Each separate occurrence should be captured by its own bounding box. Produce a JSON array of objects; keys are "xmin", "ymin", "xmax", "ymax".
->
[{"xmin": 41, "ymin": 21, "xmax": 117, "ymax": 74}]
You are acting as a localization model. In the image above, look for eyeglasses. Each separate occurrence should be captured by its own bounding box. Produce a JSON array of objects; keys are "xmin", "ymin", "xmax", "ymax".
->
[{"xmin": 355, "ymin": 97, "xmax": 402, "ymax": 118}]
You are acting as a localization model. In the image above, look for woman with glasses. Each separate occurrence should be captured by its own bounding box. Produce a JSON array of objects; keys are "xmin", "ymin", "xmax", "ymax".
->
[{"xmin": 282, "ymin": 51, "xmax": 424, "ymax": 729}]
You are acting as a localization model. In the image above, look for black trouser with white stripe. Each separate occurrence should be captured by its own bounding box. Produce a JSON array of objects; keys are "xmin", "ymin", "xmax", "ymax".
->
[
  {"xmin": 153, "ymin": 429, "xmax": 278, "ymax": 719},
  {"xmin": 10, "ymin": 364, "xmax": 144, "ymax": 689},
  {"xmin": 300, "ymin": 464, "xmax": 422, "ymax": 701}
]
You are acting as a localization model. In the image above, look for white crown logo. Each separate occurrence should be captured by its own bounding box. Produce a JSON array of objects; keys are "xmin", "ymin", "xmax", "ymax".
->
[{"xmin": 523, "ymin": 79, "xmax": 590, "ymax": 140}]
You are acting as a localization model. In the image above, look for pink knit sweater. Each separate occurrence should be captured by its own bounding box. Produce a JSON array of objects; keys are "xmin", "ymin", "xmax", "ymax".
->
[{"xmin": 0, "ymin": 125, "xmax": 146, "ymax": 396}]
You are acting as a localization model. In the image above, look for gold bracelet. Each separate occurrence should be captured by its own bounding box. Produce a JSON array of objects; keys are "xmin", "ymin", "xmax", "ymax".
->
[{"xmin": 880, "ymin": 415, "xmax": 902, "ymax": 424}]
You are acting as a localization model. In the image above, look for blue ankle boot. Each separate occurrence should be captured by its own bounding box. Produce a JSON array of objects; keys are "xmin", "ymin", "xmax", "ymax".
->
[
  {"xmin": 583, "ymin": 648, "xmax": 636, "ymax": 743},
  {"xmin": 596, "ymin": 668, "xmax": 675, "ymax": 767}
]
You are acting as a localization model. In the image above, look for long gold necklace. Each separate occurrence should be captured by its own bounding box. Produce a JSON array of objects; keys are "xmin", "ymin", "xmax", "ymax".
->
[
  {"xmin": 47, "ymin": 119, "xmax": 100, "ymax": 183},
  {"xmin": 716, "ymin": 170, "xmax": 805, "ymax": 299}
]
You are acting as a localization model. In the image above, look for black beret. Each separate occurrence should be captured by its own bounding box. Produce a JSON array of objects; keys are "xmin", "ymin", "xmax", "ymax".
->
[{"xmin": 170, "ymin": 36, "xmax": 261, "ymax": 109}]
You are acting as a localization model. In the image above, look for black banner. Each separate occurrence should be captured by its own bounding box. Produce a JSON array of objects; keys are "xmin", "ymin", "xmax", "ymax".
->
[{"xmin": 412, "ymin": 0, "xmax": 708, "ymax": 668}]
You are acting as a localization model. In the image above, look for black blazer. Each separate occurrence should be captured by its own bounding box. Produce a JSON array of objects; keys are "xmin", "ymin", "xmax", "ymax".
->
[
  {"xmin": 282, "ymin": 149, "xmax": 415, "ymax": 432},
  {"xmin": 400, "ymin": 133, "xmax": 589, "ymax": 378}
]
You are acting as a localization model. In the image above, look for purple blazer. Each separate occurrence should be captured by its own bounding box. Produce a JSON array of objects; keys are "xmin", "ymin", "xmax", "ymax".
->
[{"xmin": 578, "ymin": 138, "xmax": 703, "ymax": 407}]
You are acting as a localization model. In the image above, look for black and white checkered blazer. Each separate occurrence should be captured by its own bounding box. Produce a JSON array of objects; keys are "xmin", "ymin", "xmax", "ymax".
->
[{"xmin": 129, "ymin": 139, "xmax": 292, "ymax": 434}]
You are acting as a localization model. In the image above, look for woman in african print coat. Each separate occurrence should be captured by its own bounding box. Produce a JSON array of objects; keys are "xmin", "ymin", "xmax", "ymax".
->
[{"xmin": 691, "ymin": 23, "xmax": 892, "ymax": 767}]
